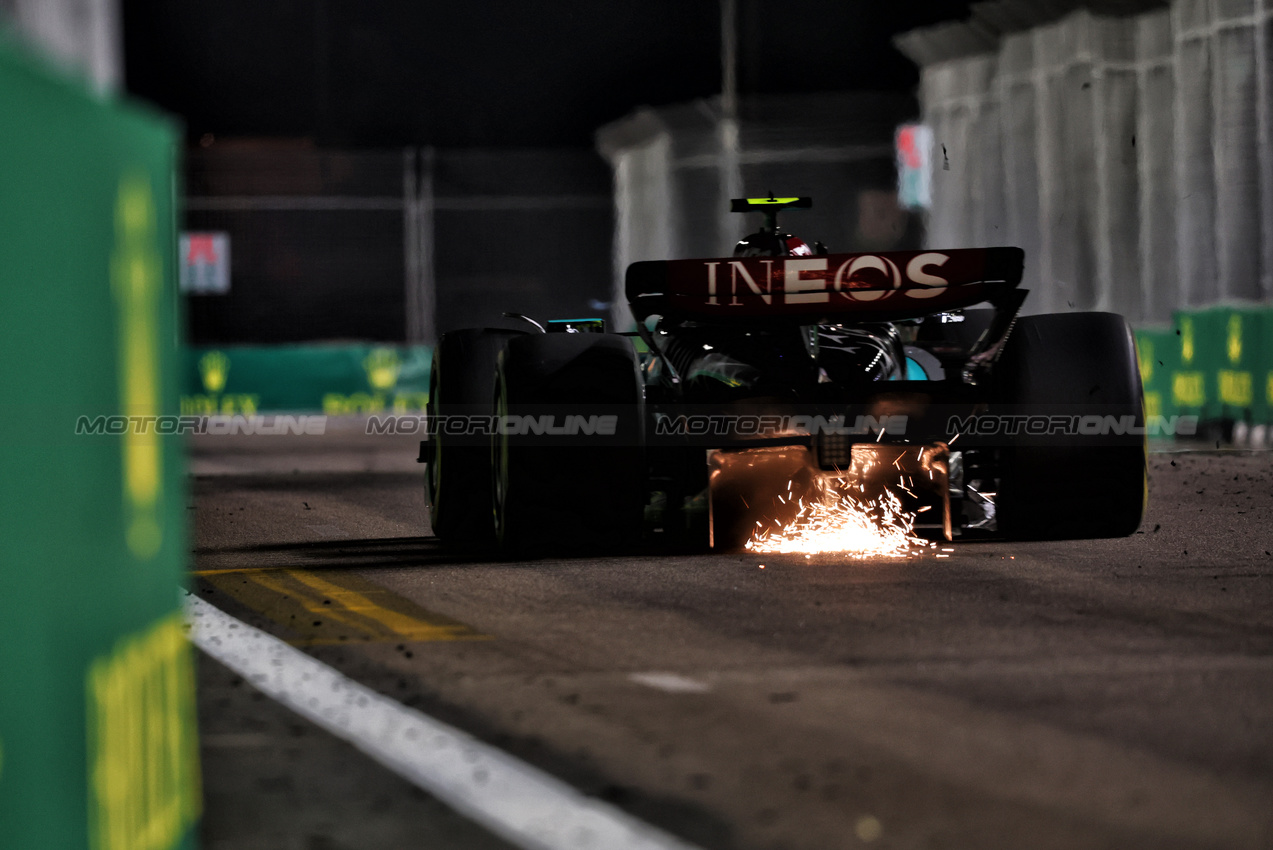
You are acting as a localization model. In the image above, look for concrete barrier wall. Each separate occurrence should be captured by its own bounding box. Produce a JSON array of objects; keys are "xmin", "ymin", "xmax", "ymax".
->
[{"xmin": 906, "ymin": 1, "xmax": 1273, "ymax": 324}]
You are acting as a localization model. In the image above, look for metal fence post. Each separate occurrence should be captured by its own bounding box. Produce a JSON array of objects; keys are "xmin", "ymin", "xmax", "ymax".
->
[{"xmin": 404, "ymin": 146, "xmax": 436, "ymax": 346}]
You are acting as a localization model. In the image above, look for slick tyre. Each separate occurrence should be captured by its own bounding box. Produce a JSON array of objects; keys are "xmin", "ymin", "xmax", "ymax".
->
[
  {"xmin": 427, "ymin": 328, "xmax": 523, "ymax": 548},
  {"xmin": 994, "ymin": 312, "xmax": 1147, "ymax": 539},
  {"xmin": 493, "ymin": 333, "xmax": 645, "ymax": 555}
]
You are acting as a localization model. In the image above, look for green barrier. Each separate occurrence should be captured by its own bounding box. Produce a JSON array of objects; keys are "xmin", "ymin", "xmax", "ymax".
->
[
  {"xmin": 1247, "ymin": 307, "xmax": 1273, "ymax": 425},
  {"xmin": 1264, "ymin": 310, "xmax": 1273, "ymax": 422},
  {"xmin": 182, "ymin": 344, "xmax": 432, "ymax": 414},
  {"xmin": 0, "ymin": 37, "xmax": 198, "ymax": 850},
  {"xmin": 1159, "ymin": 306, "xmax": 1273, "ymax": 426},
  {"xmin": 1213, "ymin": 307, "xmax": 1268, "ymax": 424},
  {"xmin": 1134, "ymin": 328, "xmax": 1178, "ymax": 421},
  {"xmin": 1169, "ymin": 310, "xmax": 1217, "ymax": 420},
  {"xmin": 186, "ymin": 316, "xmax": 1269, "ymax": 422}
]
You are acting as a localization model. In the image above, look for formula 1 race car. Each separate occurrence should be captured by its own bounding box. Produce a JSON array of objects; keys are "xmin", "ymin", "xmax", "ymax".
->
[{"xmin": 422, "ymin": 196, "xmax": 1146, "ymax": 554}]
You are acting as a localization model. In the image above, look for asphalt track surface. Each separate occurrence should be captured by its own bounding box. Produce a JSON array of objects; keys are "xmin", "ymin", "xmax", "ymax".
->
[{"xmin": 190, "ymin": 423, "xmax": 1273, "ymax": 850}]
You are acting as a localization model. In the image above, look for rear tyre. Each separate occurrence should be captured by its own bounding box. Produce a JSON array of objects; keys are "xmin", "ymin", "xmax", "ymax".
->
[
  {"xmin": 493, "ymin": 334, "xmax": 645, "ymax": 555},
  {"xmin": 994, "ymin": 312, "xmax": 1146, "ymax": 539},
  {"xmin": 427, "ymin": 328, "xmax": 523, "ymax": 547}
]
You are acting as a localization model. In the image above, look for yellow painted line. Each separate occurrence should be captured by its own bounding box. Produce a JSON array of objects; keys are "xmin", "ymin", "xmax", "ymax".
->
[
  {"xmin": 193, "ymin": 567, "xmax": 286, "ymax": 576},
  {"xmin": 249, "ymin": 570, "xmax": 383, "ymax": 640},
  {"xmin": 194, "ymin": 567, "xmax": 489, "ymax": 645},
  {"xmin": 285, "ymin": 570, "xmax": 482, "ymax": 642},
  {"xmin": 197, "ymin": 569, "xmax": 380, "ymax": 645}
]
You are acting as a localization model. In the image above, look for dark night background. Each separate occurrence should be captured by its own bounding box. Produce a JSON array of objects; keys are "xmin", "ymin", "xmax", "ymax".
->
[
  {"xmin": 121, "ymin": 1, "xmax": 973, "ymax": 148},
  {"xmin": 120, "ymin": 1, "xmax": 975, "ymax": 344}
]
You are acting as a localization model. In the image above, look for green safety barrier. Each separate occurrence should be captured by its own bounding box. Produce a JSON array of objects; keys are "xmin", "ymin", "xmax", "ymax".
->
[
  {"xmin": 1137, "ymin": 305, "xmax": 1273, "ymax": 427},
  {"xmin": 1134, "ymin": 327, "xmax": 1178, "ymax": 422},
  {"xmin": 182, "ymin": 344, "xmax": 432, "ymax": 414},
  {"xmin": 193, "ymin": 319, "xmax": 1273, "ymax": 424},
  {"xmin": 0, "ymin": 36, "xmax": 198, "ymax": 850},
  {"xmin": 190, "ymin": 316, "xmax": 1271, "ymax": 424},
  {"xmin": 190, "ymin": 308, "xmax": 1273, "ymax": 423}
]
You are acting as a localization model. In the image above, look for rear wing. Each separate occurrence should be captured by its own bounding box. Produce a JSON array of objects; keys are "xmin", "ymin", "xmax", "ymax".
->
[{"xmin": 626, "ymin": 247, "xmax": 1024, "ymax": 322}]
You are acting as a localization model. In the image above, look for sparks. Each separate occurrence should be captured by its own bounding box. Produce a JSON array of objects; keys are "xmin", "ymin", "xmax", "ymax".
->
[{"xmin": 745, "ymin": 487, "xmax": 927, "ymax": 558}]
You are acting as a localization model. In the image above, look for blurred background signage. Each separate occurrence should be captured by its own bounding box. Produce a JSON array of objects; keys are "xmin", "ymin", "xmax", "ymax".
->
[
  {"xmin": 180, "ymin": 231, "xmax": 230, "ymax": 294},
  {"xmin": 895, "ymin": 123, "xmax": 932, "ymax": 211}
]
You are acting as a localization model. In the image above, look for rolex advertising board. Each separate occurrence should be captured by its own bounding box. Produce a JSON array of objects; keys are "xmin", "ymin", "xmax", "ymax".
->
[{"xmin": 0, "ymin": 38, "xmax": 199, "ymax": 850}]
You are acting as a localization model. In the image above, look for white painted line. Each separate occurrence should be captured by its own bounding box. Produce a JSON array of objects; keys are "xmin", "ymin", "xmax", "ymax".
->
[
  {"xmin": 185, "ymin": 594, "xmax": 701, "ymax": 850},
  {"xmin": 628, "ymin": 673, "xmax": 712, "ymax": 694}
]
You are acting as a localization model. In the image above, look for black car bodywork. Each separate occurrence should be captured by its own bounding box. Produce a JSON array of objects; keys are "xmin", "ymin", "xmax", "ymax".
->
[{"xmin": 423, "ymin": 197, "xmax": 1147, "ymax": 553}]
